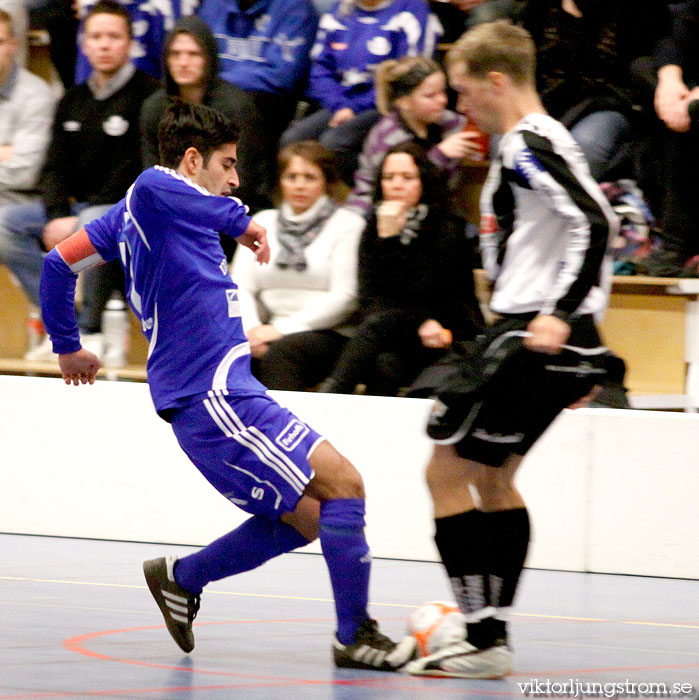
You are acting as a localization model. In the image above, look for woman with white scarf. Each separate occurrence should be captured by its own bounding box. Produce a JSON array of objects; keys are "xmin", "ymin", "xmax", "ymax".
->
[{"xmin": 230, "ymin": 140, "xmax": 365, "ymax": 390}]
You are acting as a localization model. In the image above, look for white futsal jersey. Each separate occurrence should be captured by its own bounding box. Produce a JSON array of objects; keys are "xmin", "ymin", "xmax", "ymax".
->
[{"xmin": 479, "ymin": 113, "xmax": 619, "ymax": 320}]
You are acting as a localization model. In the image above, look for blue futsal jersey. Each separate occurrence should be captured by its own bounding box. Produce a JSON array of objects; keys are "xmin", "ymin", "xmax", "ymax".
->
[{"xmin": 41, "ymin": 166, "xmax": 268, "ymax": 413}]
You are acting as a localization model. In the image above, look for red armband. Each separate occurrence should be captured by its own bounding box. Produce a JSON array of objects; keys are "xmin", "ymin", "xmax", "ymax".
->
[{"xmin": 56, "ymin": 228, "xmax": 103, "ymax": 273}]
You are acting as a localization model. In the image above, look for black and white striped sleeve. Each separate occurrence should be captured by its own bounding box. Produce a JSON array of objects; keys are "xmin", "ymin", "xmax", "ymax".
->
[{"xmin": 516, "ymin": 131, "xmax": 612, "ymax": 319}]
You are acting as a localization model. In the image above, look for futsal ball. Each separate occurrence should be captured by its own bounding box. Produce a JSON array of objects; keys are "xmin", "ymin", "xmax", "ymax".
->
[{"xmin": 408, "ymin": 601, "xmax": 466, "ymax": 657}]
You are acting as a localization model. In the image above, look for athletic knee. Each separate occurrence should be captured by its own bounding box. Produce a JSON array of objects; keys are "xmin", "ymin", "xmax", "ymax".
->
[
  {"xmin": 307, "ymin": 442, "xmax": 365, "ymax": 501},
  {"xmin": 471, "ymin": 468, "xmax": 515, "ymax": 508},
  {"xmin": 325, "ymin": 455, "xmax": 364, "ymax": 500},
  {"xmin": 425, "ymin": 446, "xmax": 467, "ymax": 495}
]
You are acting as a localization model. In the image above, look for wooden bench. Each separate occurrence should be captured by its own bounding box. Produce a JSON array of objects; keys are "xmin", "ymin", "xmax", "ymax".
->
[
  {"xmin": 600, "ymin": 276, "xmax": 699, "ymax": 409},
  {"xmin": 4, "ymin": 262, "xmax": 699, "ymax": 406},
  {"xmin": 0, "ymin": 266, "xmax": 149, "ymax": 381}
]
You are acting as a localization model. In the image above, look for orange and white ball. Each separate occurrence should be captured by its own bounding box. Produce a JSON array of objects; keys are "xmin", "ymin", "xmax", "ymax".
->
[{"xmin": 408, "ymin": 601, "xmax": 467, "ymax": 657}]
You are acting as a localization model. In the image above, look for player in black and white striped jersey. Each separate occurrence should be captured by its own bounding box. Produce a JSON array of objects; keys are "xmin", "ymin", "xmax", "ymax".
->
[{"xmin": 406, "ymin": 20, "xmax": 621, "ymax": 680}]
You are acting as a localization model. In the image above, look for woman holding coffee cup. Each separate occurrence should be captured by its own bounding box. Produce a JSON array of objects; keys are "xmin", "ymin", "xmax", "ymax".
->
[
  {"xmin": 319, "ymin": 142, "xmax": 483, "ymax": 395},
  {"xmin": 346, "ymin": 56, "xmax": 486, "ymax": 216}
]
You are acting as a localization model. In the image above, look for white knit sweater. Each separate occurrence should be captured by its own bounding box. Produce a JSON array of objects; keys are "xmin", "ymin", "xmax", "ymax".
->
[{"xmin": 230, "ymin": 198, "xmax": 365, "ymax": 335}]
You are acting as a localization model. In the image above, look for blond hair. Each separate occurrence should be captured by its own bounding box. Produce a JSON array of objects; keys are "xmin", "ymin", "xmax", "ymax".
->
[
  {"xmin": 446, "ymin": 20, "xmax": 536, "ymax": 86},
  {"xmin": 374, "ymin": 56, "xmax": 443, "ymax": 116}
]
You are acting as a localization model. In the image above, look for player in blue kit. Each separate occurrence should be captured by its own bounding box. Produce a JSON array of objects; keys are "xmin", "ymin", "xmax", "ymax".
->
[{"xmin": 39, "ymin": 100, "xmax": 416, "ymax": 670}]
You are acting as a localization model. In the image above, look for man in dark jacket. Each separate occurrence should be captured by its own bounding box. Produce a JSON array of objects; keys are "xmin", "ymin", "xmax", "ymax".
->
[
  {"xmin": 140, "ymin": 15, "xmax": 271, "ymax": 217},
  {"xmin": 0, "ymin": 0, "xmax": 157, "ymax": 360}
]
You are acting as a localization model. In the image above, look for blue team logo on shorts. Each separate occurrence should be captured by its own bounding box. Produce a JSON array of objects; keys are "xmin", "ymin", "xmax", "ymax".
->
[{"xmin": 275, "ymin": 419, "xmax": 309, "ymax": 452}]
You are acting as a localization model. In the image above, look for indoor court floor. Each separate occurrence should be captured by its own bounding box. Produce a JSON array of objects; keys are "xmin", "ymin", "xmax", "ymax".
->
[{"xmin": 1, "ymin": 533, "xmax": 697, "ymax": 700}]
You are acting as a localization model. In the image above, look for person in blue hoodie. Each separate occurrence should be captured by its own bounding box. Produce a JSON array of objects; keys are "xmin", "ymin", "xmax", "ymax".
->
[
  {"xmin": 198, "ymin": 0, "xmax": 319, "ymax": 198},
  {"xmin": 280, "ymin": 0, "xmax": 442, "ymax": 181}
]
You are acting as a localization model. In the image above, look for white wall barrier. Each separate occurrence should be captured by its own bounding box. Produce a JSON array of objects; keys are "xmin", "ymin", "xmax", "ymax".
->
[{"xmin": 0, "ymin": 376, "xmax": 697, "ymax": 579}]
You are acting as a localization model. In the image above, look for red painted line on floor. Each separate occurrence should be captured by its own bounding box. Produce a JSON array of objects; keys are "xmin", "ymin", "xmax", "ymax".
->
[
  {"xmin": 59, "ymin": 619, "xmax": 508, "ymax": 696},
  {"xmin": 63, "ymin": 620, "xmax": 328, "ymax": 682},
  {"xmin": 55, "ymin": 618, "xmax": 699, "ymax": 698}
]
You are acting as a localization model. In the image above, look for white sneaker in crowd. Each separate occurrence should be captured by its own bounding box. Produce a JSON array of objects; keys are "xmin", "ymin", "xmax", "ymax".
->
[
  {"xmin": 23, "ymin": 335, "xmax": 58, "ymax": 363},
  {"xmin": 80, "ymin": 333, "xmax": 104, "ymax": 357}
]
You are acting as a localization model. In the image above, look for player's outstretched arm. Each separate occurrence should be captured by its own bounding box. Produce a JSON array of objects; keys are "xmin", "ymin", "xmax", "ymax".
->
[
  {"xmin": 236, "ymin": 219, "xmax": 270, "ymax": 264},
  {"xmin": 59, "ymin": 349, "xmax": 101, "ymax": 386},
  {"xmin": 41, "ymin": 228, "xmax": 109, "ymax": 385}
]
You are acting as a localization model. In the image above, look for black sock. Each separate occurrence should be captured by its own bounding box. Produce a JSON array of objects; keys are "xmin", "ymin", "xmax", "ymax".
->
[
  {"xmin": 434, "ymin": 507, "xmax": 530, "ymax": 649},
  {"xmin": 434, "ymin": 509, "xmax": 491, "ymax": 619},
  {"xmin": 483, "ymin": 507, "xmax": 531, "ymax": 612}
]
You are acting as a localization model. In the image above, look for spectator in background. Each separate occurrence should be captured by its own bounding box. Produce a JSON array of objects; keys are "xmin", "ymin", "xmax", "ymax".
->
[
  {"xmin": 346, "ymin": 55, "xmax": 481, "ymax": 217},
  {"xmin": 0, "ymin": 0, "xmax": 158, "ymax": 360},
  {"xmin": 74, "ymin": 0, "xmax": 198, "ymax": 83},
  {"xmin": 140, "ymin": 16, "xmax": 269, "ymax": 226},
  {"xmin": 516, "ymin": 0, "xmax": 670, "ymax": 182},
  {"xmin": 0, "ymin": 0, "xmax": 26, "ymax": 65},
  {"xmin": 0, "ymin": 10, "xmax": 57, "ymax": 207},
  {"xmin": 198, "ymin": 0, "xmax": 318, "ymax": 209},
  {"xmin": 231, "ymin": 140, "xmax": 365, "ymax": 390},
  {"xmin": 280, "ymin": 0, "xmax": 443, "ymax": 182},
  {"xmin": 635, "ymin": 0, "xmax": 699, "ymax": 277},
  {"xmin": 320, "ymin": 142, "xmax": 483, "ymax": 396}
]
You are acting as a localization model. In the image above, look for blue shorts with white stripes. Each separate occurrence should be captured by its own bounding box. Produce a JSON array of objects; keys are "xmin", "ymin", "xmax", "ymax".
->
[{"xmin": 169, "ymin": 390, "xmax": 323, "ymax": 518}]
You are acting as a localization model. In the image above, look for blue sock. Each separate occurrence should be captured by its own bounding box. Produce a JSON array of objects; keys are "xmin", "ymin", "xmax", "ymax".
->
[
  {"xmin": 319, "ymin": 498, "xmax": 371, "ymax": 645},
  {"xmin": 173, "ymin": 515, "xmax": 310, "ymax": 595}
]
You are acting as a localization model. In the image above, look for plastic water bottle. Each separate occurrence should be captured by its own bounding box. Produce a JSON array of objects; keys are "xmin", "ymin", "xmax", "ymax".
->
[
  {"xmin": 26, "ymin": 309, "xmax": 45, "ymax": 353},
  {"xmin": 102, "ymin": 297, "xmax": 129, "ymax": 368}
]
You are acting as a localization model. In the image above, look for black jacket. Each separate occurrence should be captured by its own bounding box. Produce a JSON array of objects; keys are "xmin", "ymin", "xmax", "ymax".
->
[
  {"xmin": 358, "ymin": 207, "xmax": 483, "ymax": 341},
  {"xmin": 40, "ymin": 69, "xmax": 158, "ymax": 219},
  {"xmin": 139, "ymin": 16, "xmax": 244, "ymax": 168}
]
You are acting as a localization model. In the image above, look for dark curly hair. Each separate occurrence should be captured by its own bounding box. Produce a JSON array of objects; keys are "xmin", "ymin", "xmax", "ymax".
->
[
  {"xmin": 157, "ymin": 98, "xmax": 240, "ymax": 169},
  {"xmin": 372, "ymin": 141, "xmax": 447, "ymax": 207}
]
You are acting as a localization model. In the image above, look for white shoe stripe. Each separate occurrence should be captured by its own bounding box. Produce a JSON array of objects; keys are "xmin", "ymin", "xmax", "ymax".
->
[
  {"xmin": 166, "ymin": 600, "xmax": 189, "ymax": 614},
  {"xmin": 353, "ymin": 645, "xmax": 369, "ymax": 662},
  {"xmin": 162, "ymin": 590, "xmax": 188, "ymax": 605},
  {"xmin": 170, "ymin": 612, "xmax": 189, "ymax": 624}
]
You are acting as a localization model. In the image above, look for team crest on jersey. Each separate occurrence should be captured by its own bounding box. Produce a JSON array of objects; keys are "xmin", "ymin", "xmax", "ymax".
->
[
  {"xmin": 103, "ymin": 115, "xmax": 129, "ymax": 137},
  {"xmin": 275, "ymin": 419, "xmax": 309, "ymax": 452},
  {"xmin": 367, "ymin": 36, "xmax": 390, "ymax": 56}
]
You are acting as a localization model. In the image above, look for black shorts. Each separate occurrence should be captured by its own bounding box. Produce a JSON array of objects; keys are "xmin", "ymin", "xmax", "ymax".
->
[{"xmin": 426, "ymin": 315, "xmax": 613, "ymax": 467}]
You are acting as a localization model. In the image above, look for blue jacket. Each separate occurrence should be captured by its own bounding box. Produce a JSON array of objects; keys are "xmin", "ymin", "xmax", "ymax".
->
[
  {"xmin": 197, "ymin": 0, "xmax": 319, "ymax": 95},
  {"xmin": 308, "ymin": 0, "xmax": 442, "ymax": 113}
]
